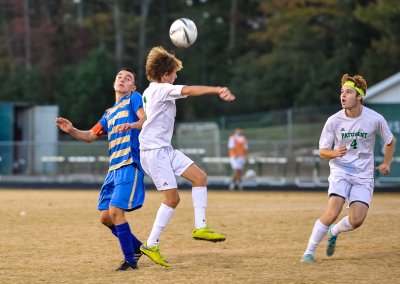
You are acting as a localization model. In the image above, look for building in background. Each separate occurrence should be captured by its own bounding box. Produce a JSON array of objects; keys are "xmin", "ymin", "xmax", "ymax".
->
[
  {"xmin": 364, "ymin": 71, "xmax": 400, "ymax": 183},
  {"xmin": 0, "ymin": 102, "xmax": 59, "ymax": 175}
]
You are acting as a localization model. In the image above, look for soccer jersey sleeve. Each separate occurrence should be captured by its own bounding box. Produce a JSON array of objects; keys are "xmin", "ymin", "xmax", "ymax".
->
[
  {"xmin": 228, "ymin": 136, "xmax": 235, "ymax": 157},
  {"xmin": 162, "ymin": 84, "xmax": 186, "ymax": 101},
  {"xmin": 377, "ymin": 116, "xmax": 394, "ymax": 145},
  {"xmin": 319, "ymin": 117, "xmax": 335, "ymax": 149},
  {"xmin": 244, "ymin": 137, "xmax": 249, "ymax": 150},
  {"xmin": 228, "ymin": 136, "xmax": 235, "ymax": 149},
  {"xmin": 95, "ymin": 113, "xmax": 108, "ymax": 136},
  {"xmin": 130, "ymin": 91, "xmax": 143, "ymax": 114}
]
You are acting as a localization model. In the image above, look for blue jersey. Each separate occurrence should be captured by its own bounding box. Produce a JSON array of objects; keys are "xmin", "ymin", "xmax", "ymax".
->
[{"xmin": 99, "ymin": 91, "xmax": 143, "ymax": 172}]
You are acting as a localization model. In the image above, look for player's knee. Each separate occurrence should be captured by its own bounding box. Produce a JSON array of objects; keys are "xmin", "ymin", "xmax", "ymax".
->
[
  {"xmin": 165, "ymin": 194, "xmax": 180, "ymax": 208},
  {"xmin": 173, "ymin": 195, "xmax": 181, "ymax": 207},
  {"xmin": 108, "ymin": 206, "xmax": 126, "ymax": 224},
  {"xmin": 99, "ymin": 217, "xmax": 107, "ymax": 225},
  {"xmin": 321, "ymin": 212, "xmax": 340, "ymax": 225},
  {"xmin": 349, "ymin": 216, "xmax": 364, "ymax": 228},
  {"xmin": 193, "ymin": 170, "xmax": 207, "ymax": 186},
  {"xmin": 99, "ymin": 214, "xmax": 112, "ymax": 226}
]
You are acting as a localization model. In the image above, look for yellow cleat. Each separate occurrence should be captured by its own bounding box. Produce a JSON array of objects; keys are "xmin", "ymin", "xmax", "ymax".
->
[
  {"xmin": 140, "ymin": 243, "xmax": 171, "ymax": 267},
  {"xmin": 192, "ymin": 226, "xmax": 226, "ymax": 242}
]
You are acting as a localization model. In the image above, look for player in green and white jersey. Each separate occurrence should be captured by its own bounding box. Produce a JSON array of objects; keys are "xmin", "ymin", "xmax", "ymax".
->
[{"xmin": 302, "ymin": 74, "xmax": 396, "ymax": 263}]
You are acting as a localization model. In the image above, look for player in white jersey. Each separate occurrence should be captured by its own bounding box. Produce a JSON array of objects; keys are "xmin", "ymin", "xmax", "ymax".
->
[
  {"xmin": 138, "ymin": 46, "xmax": 235, "ymax": 267},
  {"xmin": 302, "ymin": 74, "xmax": 396, "ymax": 263}
]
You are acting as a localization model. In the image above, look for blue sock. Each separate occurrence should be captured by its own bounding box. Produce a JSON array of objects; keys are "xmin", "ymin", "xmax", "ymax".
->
[
  {"xmin": 109, "ymin": 225, "xmax": 142, "ymax": 252},
  {"xmin": 115, "ymin": 222, "xmax": 135, "ymax": 263},
  {"xmin": 130, "ymin": 232, "xmax": 142, "ymax": 252}
]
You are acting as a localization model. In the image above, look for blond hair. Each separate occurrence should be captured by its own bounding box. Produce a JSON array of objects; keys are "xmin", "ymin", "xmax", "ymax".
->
[{"xmin": 145, "ymin": 46, "xmax": 183, "ymax": 82}]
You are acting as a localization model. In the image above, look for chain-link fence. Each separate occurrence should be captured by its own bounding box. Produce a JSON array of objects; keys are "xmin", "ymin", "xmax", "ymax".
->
[{"xmin": 0, "ymin": 105, "xmax": 398, "ymax": 187}]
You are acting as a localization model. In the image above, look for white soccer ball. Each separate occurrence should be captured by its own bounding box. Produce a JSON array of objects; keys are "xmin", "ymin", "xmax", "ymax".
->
[
  {"xmin": 244, "ymin": 169, "xmax": 257, "ymax": 181},
  {"xmin": 169, "ymin": 18, "xmax": 198, "ymax": 48}
]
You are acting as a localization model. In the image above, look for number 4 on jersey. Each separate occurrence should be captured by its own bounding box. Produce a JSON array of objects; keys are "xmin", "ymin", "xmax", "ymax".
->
[{"xmin": 350, "ymin": 139, "xmax": 358, "ymax": 149}]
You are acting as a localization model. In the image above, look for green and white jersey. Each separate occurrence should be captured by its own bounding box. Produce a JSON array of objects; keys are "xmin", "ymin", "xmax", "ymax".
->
[
  {"xmin": 139, "ymin": 82, "xmax": 186, "ymax": 150},
  {"xmin": 319, "ymin": 106, "xmax": 393, "ymax": 178}
]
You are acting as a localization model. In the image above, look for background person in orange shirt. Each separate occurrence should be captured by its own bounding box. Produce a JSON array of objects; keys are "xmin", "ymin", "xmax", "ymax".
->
[{"xmin": 228, "ymin": 127, "xmax": 248, "ymax": 190}]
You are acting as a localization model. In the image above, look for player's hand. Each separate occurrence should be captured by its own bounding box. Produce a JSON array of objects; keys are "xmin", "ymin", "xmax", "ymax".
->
[
  {"xmin": 376, "ymin": 163, "xmax": 390, "ymax": 175},
  {"xmin": 218, "ymin": 87, "xmax": 236, "ymax": 102},
  {"xmin": 116, "ymin": 122, "xmax": 140, "ymax": 133},
  {"xmin": 116, "ymin": 123, "xmax": 131, "ymax": 133},
  {"xmin": 336, "ymin": 145, "xmax": 347, "ymax": 158},
  {"xmin": 55, "ymin": 117, "xmax": 73, "ymax": 133}
]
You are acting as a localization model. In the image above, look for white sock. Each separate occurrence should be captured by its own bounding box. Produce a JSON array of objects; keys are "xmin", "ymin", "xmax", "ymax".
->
[
  {"xmin": 146, "ymin": 203, "xmax": 174, "ymax": 247},
  {"xmin": 304, "ymin": 219, "xmax": 329, "ymax": 256},
  {"xmin": 331, "ymin": 216, "xmax": 354, "ymax": 236},
  {"xmin": 192, "ymin": 187, "xmax": 207, "ymax": 229}
]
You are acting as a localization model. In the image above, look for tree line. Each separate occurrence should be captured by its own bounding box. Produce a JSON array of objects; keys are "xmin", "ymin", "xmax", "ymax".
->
[{"xmin": 0, "ymin": 0, "xmax": 399, "ymax": 130}]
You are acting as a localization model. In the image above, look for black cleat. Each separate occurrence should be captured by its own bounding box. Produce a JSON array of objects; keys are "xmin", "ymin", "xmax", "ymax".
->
[{"xmin": 116, "ymin": 261, "xmax": 138, "ymax": 271}]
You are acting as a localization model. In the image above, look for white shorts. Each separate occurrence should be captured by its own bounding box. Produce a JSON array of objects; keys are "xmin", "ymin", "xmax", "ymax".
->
[
  {"xmin": 140, "ymin": 146, "xmax": 194, "ymax": 190},
  {"xmin": 328, "ymin": 172, "xmax": 374, "ymax": 206},
  {"xmin": 230, "ymin": 156, "xmax": 246, "ymax": 170}
]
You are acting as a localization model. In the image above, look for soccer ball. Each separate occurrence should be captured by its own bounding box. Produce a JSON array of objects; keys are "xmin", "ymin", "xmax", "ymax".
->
[{"xmin": 169, "ymin": 18, "xmax": 198, "ymax": 48}]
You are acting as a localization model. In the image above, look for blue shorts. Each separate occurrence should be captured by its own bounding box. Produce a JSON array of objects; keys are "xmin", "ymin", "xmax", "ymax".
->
[{"xmin": 98, "ymin": 164, "xmax": 145, "ymax": 211}]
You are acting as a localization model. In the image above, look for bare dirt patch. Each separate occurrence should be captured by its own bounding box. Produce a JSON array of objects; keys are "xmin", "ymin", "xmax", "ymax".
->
[{"xmin": 1, "ymin": 189, "xmax": 399, "ymax": 283}]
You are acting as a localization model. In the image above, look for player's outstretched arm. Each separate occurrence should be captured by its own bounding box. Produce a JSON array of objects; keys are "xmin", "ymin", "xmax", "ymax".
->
[
  {"xmin": 55, "ymin": 117, "xmax": 98, "ymax": 143},
  {"xmin": 181, "ymin": 86, "xmax": 236, "ymax": 101}
]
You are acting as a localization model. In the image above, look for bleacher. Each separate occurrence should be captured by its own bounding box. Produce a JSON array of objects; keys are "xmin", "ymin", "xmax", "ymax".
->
[{"xmin": 0, "ymin": 139, "xmax": 399, "ymax": 189}]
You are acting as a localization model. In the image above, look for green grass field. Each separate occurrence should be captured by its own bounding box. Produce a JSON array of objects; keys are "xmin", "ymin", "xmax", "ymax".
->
[{"xmin": 1, "ymin": 189, "xmax": 399, "ymax": 283}]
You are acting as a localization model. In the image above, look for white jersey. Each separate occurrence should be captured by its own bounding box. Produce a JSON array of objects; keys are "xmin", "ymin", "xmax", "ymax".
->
[
  {"xmin": 319, "ymin": 106, "xmax": 393, "ymax": 178},
  {"xmin": 139, "ymin": 82, "xmax": 186, "ymax": 150}
]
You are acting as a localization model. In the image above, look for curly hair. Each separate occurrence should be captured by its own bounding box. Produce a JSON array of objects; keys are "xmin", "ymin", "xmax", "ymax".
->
[
  {"xmin": 341, "ymin": 74, "xmax": 367, "ymax": 96},
  {"xmin": 145, "ymin": 46, "xmax": 183, "ymax": 82}
]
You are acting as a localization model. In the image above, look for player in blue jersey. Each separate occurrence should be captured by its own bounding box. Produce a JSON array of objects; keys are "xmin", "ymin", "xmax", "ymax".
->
[{"xmin": 55, "ymin": 68, "xmax": 146, "ymax": 271}]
